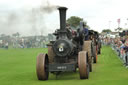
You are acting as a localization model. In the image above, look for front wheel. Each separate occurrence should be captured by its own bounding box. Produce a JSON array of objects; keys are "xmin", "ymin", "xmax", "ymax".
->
[
  {"xmin": 93, "ymin": 46, "xmax": 97, "ymax": 63},
  {"xmin": 36, "ymin": 53, "xmax": 49, "ymax": 80}
]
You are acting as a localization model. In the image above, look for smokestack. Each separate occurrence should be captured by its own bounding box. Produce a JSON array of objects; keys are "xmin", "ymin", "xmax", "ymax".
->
[{"xmin": 58, "ymin": 7, "xmax": 67, "ymax": 31}]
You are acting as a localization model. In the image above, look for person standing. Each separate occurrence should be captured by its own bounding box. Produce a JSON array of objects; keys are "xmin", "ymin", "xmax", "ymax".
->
[
  {"xmin": 5, "ymin": 42, "xmax": 8, "ymax": 49},
  {"xmin": 83, "ymin": 23, "xmax": 89, "ymax": 40}
]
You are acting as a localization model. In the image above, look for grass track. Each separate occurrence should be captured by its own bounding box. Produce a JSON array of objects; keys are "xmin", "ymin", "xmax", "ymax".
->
[{"xmin": 0, "ymin": 46, "xmax": 128, "ymax": 85}]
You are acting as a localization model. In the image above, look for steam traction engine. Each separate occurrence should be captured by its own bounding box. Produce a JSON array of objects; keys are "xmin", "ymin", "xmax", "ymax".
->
[
  {"xmin": 36, "ymin": 7, "xmax": 92, "ymax": 80},
  {"xmin": 88, "ymin": 30, "xmax": 101, "ymax": 63}
]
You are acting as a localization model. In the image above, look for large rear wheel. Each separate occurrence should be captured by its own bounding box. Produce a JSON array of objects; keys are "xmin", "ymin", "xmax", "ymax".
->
[
  {"xmin": 83, "ymin": 41, "xmax": 92, "ymax": 72},
  {"xmin": 98, "ymin": 47, "xmax": 101, "ymax": 54},
  {"xmin": 98, "ymin": 42, "xmax": 101, "ymax": 54},
  {"xmin": 78, "ymin": 51, "xmax": 89, "ymax": 79},
  {"xmin": 36, "ymin": 53, "xmax": 49, "ymax": 80},
  {"xmin": 93, "ymin": 46, "xmax": 97, "ymax": 63}
]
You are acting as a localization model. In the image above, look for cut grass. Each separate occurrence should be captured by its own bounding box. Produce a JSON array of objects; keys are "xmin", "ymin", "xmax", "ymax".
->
[{"xmin": 0, "ymin": 46, "xmax": 128, "ymax": 85}]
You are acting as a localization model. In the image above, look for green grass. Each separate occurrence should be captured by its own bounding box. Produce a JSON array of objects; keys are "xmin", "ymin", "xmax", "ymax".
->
[{"xmin": 0, "ymin": 46, "xmax": 128, "ymax": 85}]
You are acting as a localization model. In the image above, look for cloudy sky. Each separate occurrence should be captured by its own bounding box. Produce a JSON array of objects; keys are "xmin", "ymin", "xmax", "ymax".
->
[{"xmin": 0, "ymin": 0, "xmax": 128, "ymax": 36}]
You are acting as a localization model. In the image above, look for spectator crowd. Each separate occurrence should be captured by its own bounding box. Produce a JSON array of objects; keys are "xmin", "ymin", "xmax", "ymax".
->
[{"xmin": 101, "ymin": 30, "xmax": 128, "ymax": 67}]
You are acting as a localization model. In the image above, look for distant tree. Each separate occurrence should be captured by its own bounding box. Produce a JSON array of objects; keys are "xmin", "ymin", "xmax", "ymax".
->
[
  {"xmin": 102, "ymin": 29, "xmax": 112, "ymax": 33},
  {"xmin": 115, "ymin": 27, "xmax": 123, "ymax": 32},
  {"xmin": 67, "ymin": 16, "xmax": 83, "ymax": 28},
  {"xmin": 67, "ymin": 16, "xmax": 90, "ymax": 29}
]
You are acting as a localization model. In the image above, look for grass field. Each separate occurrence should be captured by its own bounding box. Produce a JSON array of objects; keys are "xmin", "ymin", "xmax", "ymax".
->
[{"xmin": 0, "ymin": 46, "xmax": 128, "ymax": 85}]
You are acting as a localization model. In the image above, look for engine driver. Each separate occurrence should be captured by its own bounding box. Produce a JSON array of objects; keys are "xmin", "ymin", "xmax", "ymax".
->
[{"xmin": 83, "ymin": 23, "xmax": 89, "ymax": 40}]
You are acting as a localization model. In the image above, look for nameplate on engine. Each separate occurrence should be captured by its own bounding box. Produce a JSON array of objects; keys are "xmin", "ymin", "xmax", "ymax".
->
[{"xmin": 49, "ymin": 63, "xmax": 75, "ymax": 71}]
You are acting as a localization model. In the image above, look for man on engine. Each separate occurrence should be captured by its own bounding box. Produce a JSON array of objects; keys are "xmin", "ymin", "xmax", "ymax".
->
[{"xmin": 83, "ymin": 23, "xmax": 89, "ymax": 40}]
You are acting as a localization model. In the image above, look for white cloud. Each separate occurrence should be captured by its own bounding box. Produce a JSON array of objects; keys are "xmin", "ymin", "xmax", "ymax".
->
[{"xmin": 48, "ymin": 0, "xmax": 128, "ymax": 32}]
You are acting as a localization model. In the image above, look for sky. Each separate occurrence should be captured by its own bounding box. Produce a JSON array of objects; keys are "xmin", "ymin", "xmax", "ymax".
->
[{"xmin": 0, "ymin": 0, "xmax": 128, "ymax": 36}]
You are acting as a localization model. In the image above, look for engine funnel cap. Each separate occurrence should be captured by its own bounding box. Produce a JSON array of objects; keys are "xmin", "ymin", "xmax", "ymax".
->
[{"xmin": 58, "ymin": 7, "xmax": 68, "ymax": 10}]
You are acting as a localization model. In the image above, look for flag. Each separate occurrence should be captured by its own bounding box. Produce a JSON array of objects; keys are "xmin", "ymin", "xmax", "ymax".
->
[{"xmin": 117, "ymin": 19, "xmax": 120, "ymax": 24}]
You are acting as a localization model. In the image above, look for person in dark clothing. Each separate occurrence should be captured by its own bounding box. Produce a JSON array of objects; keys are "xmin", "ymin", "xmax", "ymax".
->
[
  {"xmin": 121, "ymin": 37, "xmax": 126, "ymax": 44},
  {"xmin": 83, "ymin": 24, "xmax": 89, "ymax": 40}
]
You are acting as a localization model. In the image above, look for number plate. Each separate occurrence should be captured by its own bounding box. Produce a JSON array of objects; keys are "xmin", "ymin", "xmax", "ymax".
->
[{"xmin": 49, "ymin": 64, "xmax": 75, "ymax": 71}]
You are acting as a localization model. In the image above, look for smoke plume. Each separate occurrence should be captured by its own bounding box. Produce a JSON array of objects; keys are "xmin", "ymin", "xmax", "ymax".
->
[
  {"xmin": 40, "ymin": 1, "xmax": 59, "ymax": 14},
  {"xmin": 0, "ymin": 0, "xmax": 59, "ymax": 36}
]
